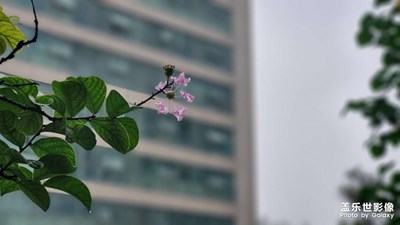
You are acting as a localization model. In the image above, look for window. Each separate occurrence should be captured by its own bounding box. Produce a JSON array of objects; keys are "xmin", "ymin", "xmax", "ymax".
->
[
  {"xmin": 7, "ymin": 0, "xmax": 233, "ymax": 71},
  {"xmin": 108, "ymin": 13, "xmax": 131, "ymax": 35},
  {"xmin": 0, "ymin": 193, "xmax": 234, "ymax": 225},
  {"xmin": 83, "ymin": 148, "xmax": 235, "ymax": 201},
  {"xmin": 138, "ymin": 0, "xmax": 232, "ymax": 33}
]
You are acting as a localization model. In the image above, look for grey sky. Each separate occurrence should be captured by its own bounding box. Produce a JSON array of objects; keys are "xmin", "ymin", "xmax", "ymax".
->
[{"xmin": 252, "ymin": 0, "xmax": 383, "ymax": 224}]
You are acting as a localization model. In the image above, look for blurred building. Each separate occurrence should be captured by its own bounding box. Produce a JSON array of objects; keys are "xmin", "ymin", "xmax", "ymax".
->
[{"xmin": 0, "ymin": 0, "xmax": 253, "ymax": 225}]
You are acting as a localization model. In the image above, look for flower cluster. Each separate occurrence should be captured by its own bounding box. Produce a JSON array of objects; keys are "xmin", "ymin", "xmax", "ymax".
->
[{"xmin": 155, "ymin": 72, "xmax": 194, "ymax": 121}]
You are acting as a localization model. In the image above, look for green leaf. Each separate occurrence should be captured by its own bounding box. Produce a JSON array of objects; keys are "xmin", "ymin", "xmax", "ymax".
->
[
  {"xmin": 70, "ymin": 124, "xmax": 96, "ymax": 150},
  {"xmin": 0, "ymin": 76, "xmax": 38, "ymax": 96},
  {"xmin": 0, "ymin": 148, "xmax": 26, "ymax": 166},
  {"xmin": 0, "ymin": 89, "xmax": 27, "ymax": 114},
  {"xmin": 90, "ymin": 118, "xmax": 131, "ymax": 154},
  {"xmin": 6, "ymin": 164, "xmax": 31, "ymax": 180},
  {"xmin": 31, "ymin": 137, "xmax": 76, "ymax": 166},
  {"xmin": 77, "ymin": 76, "xmax": 106, "ymax": 114},
  {"xmin": 374, "ymin": 0, "xmax": 391, "ymax": 7},
  {"xmin": 44, "ymin": 175, "xmax": 91, "ymax": 211},
  {"xmin": 357, "ymin": 30, "xmax": 373, "ymax": 46},
  {"xmin": 0, "ymin": 8, "xmax": 11, "ymax": 23},
  {"xmin": 65, "ymin": 126, "xmax": 74, "ymax": 143},
  {"xmin": 392, "ymin": 172, "xmax": 400, "ymax": 185},
  {"xmin": 370, "ymin": 69, "xmax": 397, "ymax": 91},
  {"xmin": 357, "ymin": 186, "xmax": 378, "ymax": 202},
  {"xmin": 2, "ymin": 130, "xmax": 25, "ymax": 148},
  {"xmin": 361, "ymin": 13, "xmax": 375, "ymax": 28},
  {"xmin": 8, "ymin": 16, "xmax": 20, "ymax": 25},
  {"xmin": 16, "ymin": 110, "xmax": 43, "ymax": 135},
  {"xmin": 19, "ymin": 166, "xmax": 33, "ymax": 179},
  {"xmin": 52, "ymin": 80, "xmax": 87, "ymax": 117},
  {"xmin": 0, "ymin": 139, "xmax": 9, "ymax": 150},
  {"xmin": 0, "ymin": 87, "xmax": 36, "ymax": 109},
  {"xmin": 35, "ymin": 94, "xmax": 66, "ymax": 115},
  {"xmin": 0, "ymin": 36, "xmax": 6, "ymax": 55},
  {"xmin": 8, "ymin": 149, "xmax": 25, "ymax": 164},
  {"xmin": 0, "ymin": 21, "xmax": 27, "ymax": 50},
  {"xmin": 381, "ymin": 128, "xmax": 400, "ymax": 146},
  {"xmin": 375, "ymin": 17, "xmax": 392, "ymax": 31},
  {"xmin": 383, "ymin": 51, "xmax": 400, "ymax": 66},
  {"xmin": 0, "ymin": 179, "xmax": 19, "ymax": 196},
  {"xmin": 106, "ymin": 90, "xmax": 130, "ymax": 117},
  {"xmin": 378, "ymin": 161, "xmax": 395, "ymax": 176},
  {"xmin": 66, "ymin": 119, "xmax": 87, "ymax": 128},
  {"xmin": 117, "ymin": 117, "xmax": 139, "ymax": 150},
  {"xmin": 0, "ymin": 97, "xmax": 21, "ymax": 114},
  {"xmin": 0, "ymin": 110, "xmax": 25, "ymax": 147},
  {"xmin": 18, "ymin": 180, "xmax": 50, "ymax": 211},
  {"xmin": 42, "ymin": 120, "xmax": 66, "ymax": 135},
  {"xmin": 33, "ymin": 154, "xmax": 76, "ymax": 180},
  {"xmin": 370, "ymin": 144, "xmax": 385, "ymax": 158}
]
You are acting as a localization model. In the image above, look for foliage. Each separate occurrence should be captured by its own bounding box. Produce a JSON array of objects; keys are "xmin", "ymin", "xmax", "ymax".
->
[
  {"xmin": 344, "ymin": 0, "xmax": 400, "ymax": 224},
  {"xmin": 0, "ymin": 5, "xmax": 26, "ymax": 55},
  {"xmin": 0, "ymin": 3, "xmax": 176, "ymax": 212},
  {"xmin": 0, "ymin": 75, "xmax": 144, "ymax": 211}
]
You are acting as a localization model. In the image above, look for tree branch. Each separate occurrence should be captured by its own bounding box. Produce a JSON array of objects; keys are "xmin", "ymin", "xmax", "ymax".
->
[
  {"xmin": 0, "ymin": 96, "xmax": 54, "ymax": 121},
  {"xmin": 0, "ymin": 0, "xmax": 38, "ymax": 65},
  {"xmin": 19, "ymin": 125, "xmax": 43, "ymax": 153},
  {"xmin": 135, "ymin": 81, "xmax": 174, "ymax": 107},
  {"xmin": 65, "ymin": 114, "xmax": 96, "ymax": 121},
  {"xmin": 4, "ymin": 82, "xmax": 39, "ymax": 87}
]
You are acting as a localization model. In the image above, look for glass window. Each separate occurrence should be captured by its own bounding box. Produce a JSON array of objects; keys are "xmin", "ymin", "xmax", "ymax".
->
[
  {"xmin": 0, "ymin": 193, "xmax": 234, "ymax": 225},
  {"xmin": 7, "ymin": 0, "xmax": 233, "ymax": 71},
  {"xmin": 108, "ymin": 12, "xmax": 131, "ymax": 36},
  {"xmin": 135, "ymin": 109, "xmax": 234, "ymax": 156},
  {"xmin": 137, "ymin": 0, "xmax": 232, "ymax": 33},
  {"xmin": 83, "ymin": 147, "xmax": 235, "ymax": 201},
  {"xmin": 51, "ymin": 0, "xmax": 78, "ymax": 12}
]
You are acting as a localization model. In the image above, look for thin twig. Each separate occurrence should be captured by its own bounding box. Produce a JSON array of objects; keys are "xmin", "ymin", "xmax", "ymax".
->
[
  {"xmin": 0, "ymin": 96, "xmax": 54, "ymax": 121},
  {"xmin": 135, "ymin": 81, "xmax": 174, "ymax": 107},
  {"xmin": 19, "ymin": 125, "xmax": 44, "ymax": 153},
  {"xmin": 58, "ymin": 114, "xmax": 96, "ymax": 122},
  {"xmin": 4, "ymin": 82, "xmax": 39, "ymax": 87},
  {"xmin": 0, "ymin": 79, "xmax": 172, "ymax": 123},
  {"xmin": 0, "ymin": 0, "xmax": 38, "ymax": 65}
]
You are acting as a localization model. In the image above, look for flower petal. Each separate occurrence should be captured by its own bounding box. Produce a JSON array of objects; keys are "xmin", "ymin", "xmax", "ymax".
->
[
  {"xmin": 173, "ymin": 73, "xmax": 191, "ymax": 86},
  {"xmin": 155, "ymin": 101, "xmax": 169, "ymax": 114},
  {"xmin": 171, "ymin": 107, "xmax": 186, "ymax": 121},
  {"xmin": 180, "ymin": 90, "xmax": 195, "ymax": 103},
  {"xmin": 155, "ymin": 81, "xmax": 167, "ymax": 91}
]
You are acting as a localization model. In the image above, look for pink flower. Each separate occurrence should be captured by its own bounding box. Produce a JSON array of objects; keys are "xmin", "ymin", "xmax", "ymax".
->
[
  {"xmin": 180, "ymin": 90, "xmax": 194, "ymax": 103},
  {"xmin": 171, "ymin": 107, "xmax": 186, "ymax": 121},
  {"xmin": 172, "ymin": 72, "xmax": 191, "ymax": 86},
  {"xmin": 154, "ymin": 72, "xmax": 194, "ymax": 121},
  {"xmin": 155, "ymin": 101, "xmax": 168, "ymax": 115},
  {"xmin": 155, "ymin": 81, "xmax": 167, "ymax": 91}
]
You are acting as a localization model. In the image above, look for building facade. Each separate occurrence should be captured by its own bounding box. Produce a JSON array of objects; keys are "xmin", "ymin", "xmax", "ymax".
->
[{"xmin": 0, "ymin": 0, "xmax": 253, "ymax": 225}]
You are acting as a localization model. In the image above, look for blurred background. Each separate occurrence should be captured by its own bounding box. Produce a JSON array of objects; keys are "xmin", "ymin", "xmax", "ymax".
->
[
  {"xmin": 0, "ymin": 0, "xmax": 252, "ymax": 225},
  {"xmin": 0, "ymin": 0, "xmax": 384, "ymax": 225},
  {"xmin": 254, "ymin": 1, "xmax": 383, "ymax": 225}
]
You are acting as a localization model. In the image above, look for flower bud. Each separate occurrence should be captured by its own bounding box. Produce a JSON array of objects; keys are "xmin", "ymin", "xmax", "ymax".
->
[
  {"xmin": 163, "ymin": 64, "xmax": 175, "ymax": 77},
  {"xmin": 165, "ymin": 90, "xmax": 175, "ymax": 100}
]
